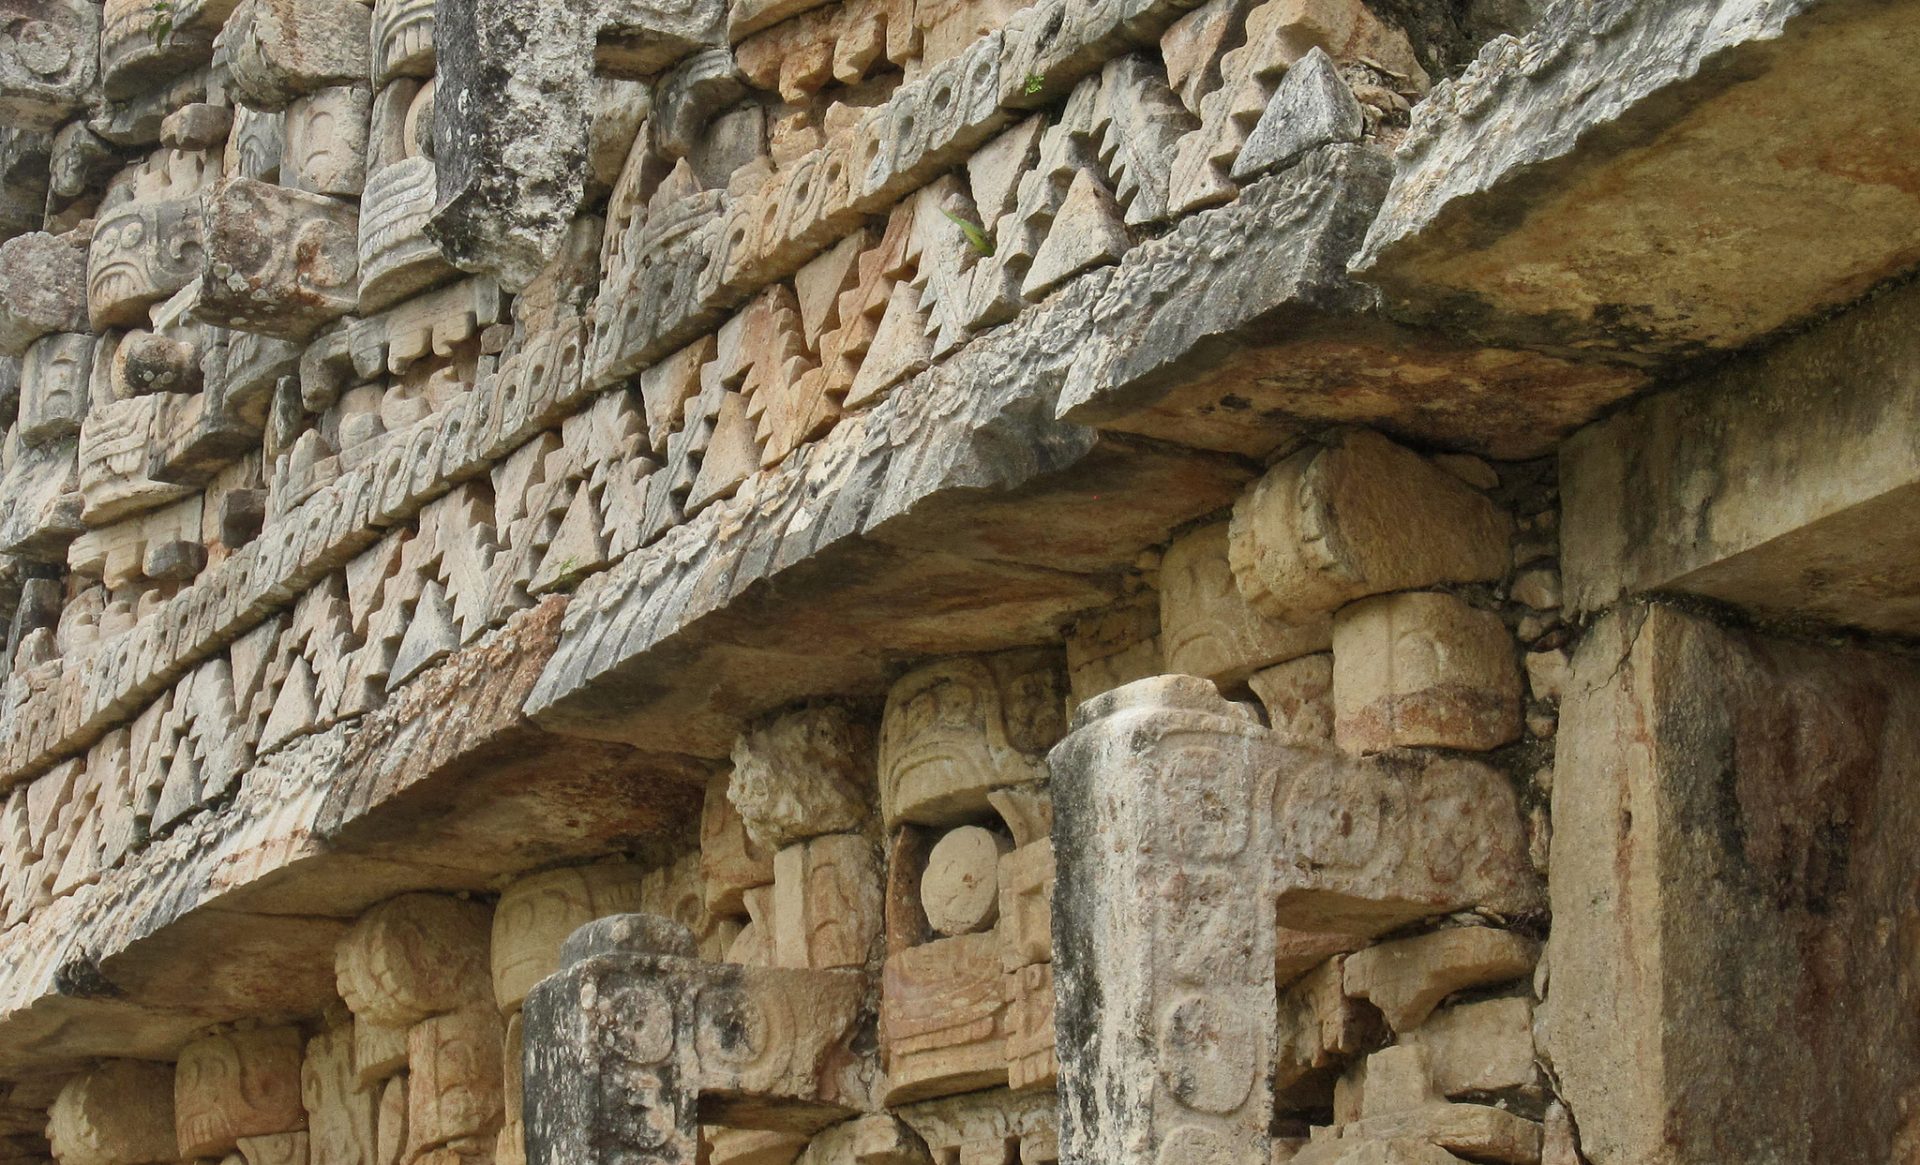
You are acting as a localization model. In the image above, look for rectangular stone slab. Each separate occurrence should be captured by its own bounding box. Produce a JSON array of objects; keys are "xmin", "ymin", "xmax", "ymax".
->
[{"xmin": 1356, "ymin": 0, "xmax": 1920, "ymax": 363}]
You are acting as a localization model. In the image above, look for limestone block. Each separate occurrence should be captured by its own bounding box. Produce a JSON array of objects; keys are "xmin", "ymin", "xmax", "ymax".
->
[
  {"xmin": 161, "ymin": 104, "xmax": 236, "ymax": 151},
  {"xmin": 194, "ymin": 178, "xmax": 361, "ymax": 341},
  {"xmin": 769, "ymin": 832, "xmax": 881, "ymax": 970},
  {"xmin": 791, "ymin": 1116, "xmax": 929, "ymax": 1165},
  {"xmin": 336, "ymin": 894, "xmax": 494, "ymax": 1028},
  {"xmin": 0, "ymin": 232, "xmax": 88, "ymax": 356},
  {"xmin": 1228, "ymin": 431, "xmax": 1510, "ymax": 621},
  {"xmin": 0, "ymin": 0, "xmax": 99, "ymax": 131},
  {"xmin": 1161, "ymin": 521, "xmax": 1330, "ymax": 685},
  {"xmin": 301, "ymin": 1028, "xmax": 378, "ymax": 1165},
  {"xmin": 1231, "ymin": 46, "xmax": 1362, "ymax": 181},
  {"xmin": 1331, "ymin": 591, "xmax": 1521, "ymax": 753},
  {"xmin": 360, "ymin": 154, "xmax": 454, "ymax": 314},
  {"xmin": 1275, "ymin": 956, "xmax": 1379, "ymax": 1096},
  {"xmin": 89, "ymin": 190, "xmax": 205, "ymax": 330},
  {"xmin": 283, "ymin": 86, "xmax": 371, "ymax": 198},
  {"xmin": 1274, "ymin": 926, "xmax": 1362, "ymax": 988},
  {"xmin": 491, "ymin": 862, "xmax": 646, "ymax": 1012},
  {"xmin": 728, "ymin": 704, "xmax": 874, "ymax": 850},
  {"xmin": 18, "ymin": 331, "xmax": 92, "ymax": 444},
  {"xmin": 996, "ymin": 838, "xmax": 1051, "ymax": 971},
  {"xmin": 878, "ymin": 648, "xmax": 1066, "ymax": 827},
  {"xmin": 407, "ymin": 1009, "xmax": 506, "ymax": 1154},
  {"xmin": 176, "ymin": 1027, "xmax": 308, "ymax": 1157},
  {"xmin": 0, "ymin": 434, "xmax": 83, "ymax": 559},
  {"xmin": 1402, "ymin": 997, "xmax": 1538, "ymax": 1099},
  {"xmin": 920, "ymin": 825, "xmax": 1010, "ymax": 938},
  {"xmin": 47, "ymin": 1063, "xmax": 177, "ymax": 1165},
  {"xmin": 1342, "ymin": 926, "xmax": 1537, "ymax": 1034},
  {"xmin": 1304, "ymin": 1046, "xmax": 1540, "ymax": 1165},
  {"xmin": 881, "ymin": 930, "xmax": 1009, "ymax": 1104},
  {"xmin": 225, "ymin": 0, "xmax": 373, "ymax": 111},
  {"xmin": 705, "ymin": 1129, "xmax": 806, "ymax": 1165},
  {"xmin": 1249, "ymin": 653, "xmax": 1333, "ymax": 746},
  {"xmin": 701, "ymin": 770, "xmax": 775, "ymax": 916},
  {"xmin": 1272, "ymin": 751, "xmax": 1543, "ymax": 936}
]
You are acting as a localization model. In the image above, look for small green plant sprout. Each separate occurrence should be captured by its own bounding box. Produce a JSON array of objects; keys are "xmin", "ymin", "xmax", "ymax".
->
[
  {"xmin": 1023, "ymin": 72, "xmax": 1045, "ymax": 95},
  {"xmin": 940, "ymin": 207, "xmax": 995, "ymax": 256},
  {"xmin": 149, "ymin": 0, "xmax": 175, "ymax": 50}
]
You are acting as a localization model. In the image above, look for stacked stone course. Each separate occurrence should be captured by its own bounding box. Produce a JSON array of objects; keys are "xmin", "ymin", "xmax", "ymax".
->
[{"xmin": 2, "ymin": 0, "xmax": 1919, "ymax": 1163}]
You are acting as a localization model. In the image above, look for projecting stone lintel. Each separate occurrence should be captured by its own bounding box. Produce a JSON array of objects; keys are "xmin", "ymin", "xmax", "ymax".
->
[
  {"xmin": 0, "ymin": 598, "xmax": 705, "ymax": 1077},
  {"xmin": 1055, "ymin": 142, "xmax": 1648, "ymax": 461},
  {"xmin": 1356, "ymin": 0, "xmax": 1920, "ymax": 364}
]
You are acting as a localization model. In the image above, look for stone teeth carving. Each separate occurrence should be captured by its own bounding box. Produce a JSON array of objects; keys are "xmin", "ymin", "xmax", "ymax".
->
[
  {"xmin": 360, "ymin": 80, "xmax": 457, "ymax": 313},
  {"xmin": 877, "ymin": 648, "xmax": 1066, "ymax": 828},
  {"xmin": 174, "ymin": 1027, "xmax": 307, "ymax": 1159},
  {"xmin": 88, "ymin": 187, "xmax": 208, "ymax": 331},
  {"xmin": 99, "ymin": 0, "xmax": 223, "ymax": 102},
  {"xmin": 371, "ymin": 0, "xmax": 436, "ymax": 83},
  {"xmin": 194, "ymin": 176, "xmax": 362, "ymax": 340}
]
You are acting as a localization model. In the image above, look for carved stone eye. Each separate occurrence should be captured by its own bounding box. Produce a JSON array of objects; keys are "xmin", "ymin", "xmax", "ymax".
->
[{"xmin": 121, "ymin": 218, "xmax": 145, "ymax": 248}]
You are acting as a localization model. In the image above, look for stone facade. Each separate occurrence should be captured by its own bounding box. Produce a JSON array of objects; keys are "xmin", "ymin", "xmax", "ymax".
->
[{"xmin": 1, "ymin": 1, "xmax": 1918, "ymax": 1163}]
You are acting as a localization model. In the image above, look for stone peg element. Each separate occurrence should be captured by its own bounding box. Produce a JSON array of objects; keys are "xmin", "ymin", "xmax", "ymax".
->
[
  {"xmin": 335, "ymin": 893, "xmax": 494, "ymax": 1028},
  {"xmin": 1050, "ymin": 675, "xmax": 1285, "ymax": 1165},
  {"xmin": 0, "ymin": 0, "xmax": 98, "ymax": 129},
  {"xmin": 1342, "ymin": 927, "xmax": 1539, "ymax": 1033},
  {"xmin": 225, "ymin": 0, "xmax": 373, "ymax": 111},
  {"xmin": 175, "ymin": 1027, "xmax": 308, "ymax": 1158},
  {"xmin": 1331, "ymin": 591, "xmax": 1523, "ymax": 753},
  {"xmin": 429, "ymin": 0, "xmax": 722, "ymax": 291},
  {"xmin": 921, "ymin": 825, "xmax": 1011, "ymax": 937},
  {"xmin": 1231, "ymin": 46, "xmax": 1363, "ymax": 182},
  {"xmin": 700, "ymin": 769, "xmax": 775, "ymax": 915},
  {"xmin": 522, "ymin": 913, "xmax": 870, "ymax": 1165},
  {"xmin": 19, "ymin": 330, "xmax": 93, "ymax": 443},
  {"xmin": 878, "ymin": 648, "xmax": 1067, "ymax": 828},
  {"xmin": 769, "ymin": 832, "xmax": 883, "ymax": 970},
  {"xmin": 48, "ymin": 1062, "xmax": 178, "ymax": 1165},
  {"xmin": 1272, "ymin": 751, "xmax": 1545, "ymax": 936},
  {"xmin": 0, "ymin": 231, "xmax": 88, "ymax": 355},
  {"xmin": 728, "ymin": 703, "xmax": 874, "ymax": 850},
  {"xmin": 1228, "ymin": 430, "xmax": 1511, "ymax": 621},
  {"xmin": 195, "ymin": 177, "xmax": 361, "ymax": 340},
  {"xmin": 490, "ymin": 861, "xmax": 646, "ymax": 1012},
  {"xmin": 1160, "ymin": 520, "xmax": 1330, "ymax": 685}
]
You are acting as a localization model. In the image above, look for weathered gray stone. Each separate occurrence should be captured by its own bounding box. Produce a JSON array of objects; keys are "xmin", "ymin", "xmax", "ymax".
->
[
  {"xmin": 1356, "ymin": 0, "xmax": 1920, "ymax": 361},
  {"xmin": 523, "ymin": 912, "xmax": 870, "ymax": 1165},
  {"xmin": 429, "ymin": 0, "xmax": 721, "ymax": 291},
  {"xmin": 728, "ymin": 704, "xmax": 873, "ymax": 850},
  {"xmin": 0, "ymin": 0, "xmax": 100, "ymax": 131},
  {"xmin": 225, "ymin": 0, "xmax": 373, "ymax": 111},
  {"xmin": 1231, "ymin": 47, "xmax": 1362, "ymax": 182}
]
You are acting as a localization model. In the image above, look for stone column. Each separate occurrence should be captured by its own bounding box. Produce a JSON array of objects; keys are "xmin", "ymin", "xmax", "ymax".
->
[{"xmin": 1050, "ymin": 675, "xmax": 1281, "ymax": 1165}]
